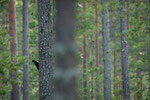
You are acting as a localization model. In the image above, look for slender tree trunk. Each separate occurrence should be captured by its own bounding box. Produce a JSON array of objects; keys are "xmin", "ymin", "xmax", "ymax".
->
[
  {"xmin": 54, "ymin": 0, "xmax": 77, "ymax": 100},
  {"xmin": 120, "ymin": 1, "xmax": 130, "ymax": 100},
  {"xmin": 95, "ymin": 0, "xmax": 100, "ymax": 99},
  {"xmin": 22, "ymin": 0, "xmax": 29, "ymax": 100},
  {"xmin": 83, "ymin": 34, "xmax": 87, "ymax": 100},
  {"xmin": 83, "ymin": 1, "xmax": 87, "ymax": 100},
  {"xmin": 113, "ymin": 20, "xmax": 117, "ymax": 97},
  {"xmin": 127, "ymin": 0, "xmax": 130, "ymax": 30},
  {"xmin": 101, "ymin": 0, "xmax": 112, "ymax": 100},
  {"xmin": 91, "ymin": 72, "xmax": 94, "ymax": 100},
  {"xmin": 119, "ymin": 71, "xmax": 123, "ymax": 100},
  {"xmin": 37, "ymin": 0, "xmax": 54, "ymax": 99},
  {"xmin": 119, "ymin": 53, "xmax": 123, "ymax": 100},
  {"xmin": 9, "ymin": 0, "xmax": 20, "ymax": 100}
]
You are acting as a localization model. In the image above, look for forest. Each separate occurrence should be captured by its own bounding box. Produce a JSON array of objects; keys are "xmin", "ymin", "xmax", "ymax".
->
[{"xmin": 0, "ymin": 0, "xmax": 150, "ymax": 100}]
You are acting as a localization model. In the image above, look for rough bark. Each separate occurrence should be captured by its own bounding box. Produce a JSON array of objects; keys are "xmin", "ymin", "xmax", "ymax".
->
[
  {"xmin": 54, "ymin": 0, "xmax": 77, "ymax": 100},
  {"xmin": 9, "ymin": 0, "xmax": 20, "ymax": 100},
  {"xmin": 37, "ymin": 0, "xmax": 54, "ymax": 99},
  {"xmin": 95, "ymin": 0, "xmax": 100, "ymax": 99},
  {"xmin": 120, "ymin": 1, "xmax": 130, "ymax": 100},
  {"xmin": 101, "ymin": 0, "xmax": 112, "ymax": 100},
  {"xmin": 22, "ymin": 0, "xmax": 29, "ymax": 100}
]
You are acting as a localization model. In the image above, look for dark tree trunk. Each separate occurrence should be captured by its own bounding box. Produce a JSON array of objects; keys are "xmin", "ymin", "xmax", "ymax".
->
[
  {"xmin": 37, "ymin": 0, "xmax": 54, "ymax": 99},
  {"xmin": 120, "ymin": 1, "xmax": 130, "ymax": 100},
  {"xmin": 101, "ymin": 0, "xmax": 112, "ymax": 100},
  {"xmin": 83, "ymin": 1, "xmax": 87, "ymax": 100},
  {"xmin": 9, "ymin": 0, "xmax": 20, "ymax": 100},
  {"xmin": 54, "ymin": 0, "xmax": 77, "ymax": 100},
  {"xmin": 95, "ymin": 0, "xmax": 100, "ymax": 99},
  {"xmin": 83, "ymin": 34, "xmax": 87, "ymax": 100},
  {"xmin": 22, "ymin": 0, "xmax": 29, "ymax": 100}
]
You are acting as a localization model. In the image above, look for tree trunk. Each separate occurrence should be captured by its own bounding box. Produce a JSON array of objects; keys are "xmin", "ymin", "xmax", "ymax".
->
[
  {"xmin": 120, "ymin": 1, "xmax": 130, "ymax": 100},
  {"xmin": 9, "ymin": 0, "xmax": 20, "ymax": 100},
  {"xmin": 54, "ymin": 0, "xmax": 77, "ymax": 100},
  {"xmin": 83, "ymin": 34, "xmax": 87, "ymax": 100},
  {"xmin": 83, "ymin": 1, "xmax": 87, "ymax": 100},
  {"xmin": 101, "ymin": 0, "xmax": 112, "ymax": 100},
  {"xmin": 119, "ymin": 53, "xmax": 123, "ymax": 100},
  {"xmin": 127, "ymin": 0, "xmax": 130, "ymax": 30},
  {"xmin": 22, "ymin": 0, "xmax": 29, "ymax": 100},
  {"xmin": 95, "ymin": 0, "xmax": 100, "ymax": 99},
  {"xmin": 37, "ymin": 0, "xmax": 54, "ymax": 99}
]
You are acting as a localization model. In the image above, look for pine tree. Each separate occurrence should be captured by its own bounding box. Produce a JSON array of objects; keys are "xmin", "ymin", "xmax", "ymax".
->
[
  {"xmin": 9, "ymin": 0, "xmax": 20, "ymax": 99},
  {"xmin": 54, "ymin": 0, "xmax": 77, "ymax": 100},
  {"xmin": 102, "ymin": 0, "xmax": 112, "ymax": 99},
  {"xmin": 37, "ymin": 0, "xmax": 54, "ymax": 99},
  {"xmin": 120, "ymin": 1, "xmax": 130, "ymax": 100},
  {"xmin": 22, "ymin": 0, "xmax": 29, "ymax": 100}
]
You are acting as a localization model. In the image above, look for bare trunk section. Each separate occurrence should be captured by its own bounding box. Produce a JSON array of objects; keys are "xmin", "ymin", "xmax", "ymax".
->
[
  {"xmin": 95, "ymin": 0, "xmax": 100, "ymax": 99},
  {"xmin": 101, "ymin": 0, "xmax": 112, "ymax": 100},
  {"xmin": 119, "ymin": 53, "xmax": 123, "ymax": 100},
  {"xmin": 37, "ymin": 0, "xmax": 54, "ymax": 99},
  {"xmin": 83, "ymin": 1, "xmax": 87, "ymax": 100},
  {"xmin": 127, "ymin": 0, "xmax": 130, "ymax": 30},
  {"xmin": 54, "ymin": 0, "xmax": 77, "ymax": 100},
  {"xmin": 9, "ymin": 0, "xmax": 20, "ymax": 100},
  {"xmin": 22, "ymin": 0, "xmax": 29, "ymax": 100},
  {"xmin": 83, "ymin": 34, "xmax": 87, "ymax": 100},
  {"xmin": 120, "ymin": 1, "xmax": 130, "ymax": 100}
]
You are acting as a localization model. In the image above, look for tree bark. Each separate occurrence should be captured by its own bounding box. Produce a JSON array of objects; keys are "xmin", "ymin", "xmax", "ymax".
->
[
  {"xmin": 22, "ymin": 0, "xmax": 29, "ymax": 100},
  {"xmin": 95, "ymin": 0, "xmax": 100, "ymax": 99},
  {"xmin": 101, "ymin": 0, "xmax": 112, "ymax": 100},
  {"xmin": 9, "ymin": 0, "xmax": 20, "ymax": 100},
  {"xmin": 37, "ymin": 0, "xmax": 54, "ymax": 99},
  {"xmin": 54, "ymin": 0, "xmax": 77, "ymax": 100},
  {"xmin": 83, "ymin": 34, "xmax": 87, "ymax": 100},
  {"xmin": 120, "ymin": 1, "xmax": 130, "ymax": 100},
  {"xmin": 83, "ymin": 1, "xmax": 87, "ymax": 100}
]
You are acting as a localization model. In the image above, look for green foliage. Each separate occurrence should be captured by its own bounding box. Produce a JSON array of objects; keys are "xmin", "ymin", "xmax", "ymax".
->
[
  {"xmin": 0, "ymin": 31, "xmax": 11, "ymax": 99},
  {"xmin": 0, "ymin": 0, "xmax": 9, "ymax": 12}
]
